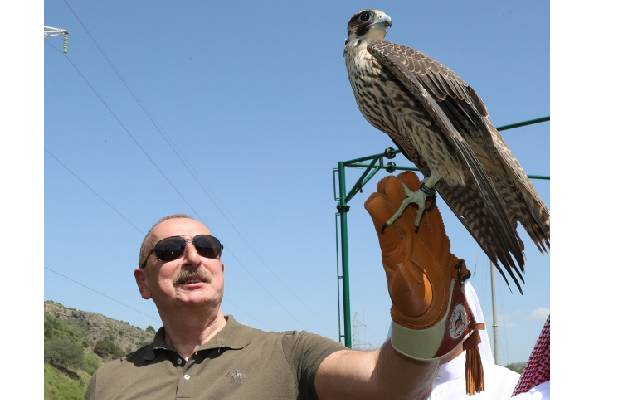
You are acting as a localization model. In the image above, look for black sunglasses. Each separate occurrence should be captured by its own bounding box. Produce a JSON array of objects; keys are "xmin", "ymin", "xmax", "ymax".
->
[{"xmin": 141, "ymin": 235, "xmax": 223, "ymax": 268}]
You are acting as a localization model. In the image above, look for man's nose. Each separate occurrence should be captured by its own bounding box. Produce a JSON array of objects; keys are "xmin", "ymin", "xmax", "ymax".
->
[{"xmin": 183, "ymin": 242, "xmax": 201, "ymax": 265}]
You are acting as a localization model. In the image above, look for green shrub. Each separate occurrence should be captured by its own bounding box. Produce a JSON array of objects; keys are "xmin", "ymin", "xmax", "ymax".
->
[
  {"xmin": 94, "ymin": 337, "xmax": 124, "ymax": 359},
  {"xmin": 82, "ymin": 351, "xmax": 102, "ymax": 375},
  {"xmin": 44, "ymin": 314, "xmax": 64, "ymax": 340},
  {"xmin": 45, "ymin": 336, "xmax": 84, "ymax": 370},
  {"xmin": 44, "ymin": 314, "xmax": 88, "ymax": 348}
]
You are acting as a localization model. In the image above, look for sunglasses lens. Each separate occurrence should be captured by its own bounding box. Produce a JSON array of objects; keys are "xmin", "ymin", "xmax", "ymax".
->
[
  {"xmin": 153, "ymin": 237, "xmax": 187, "ymax": 262},
  {"xmin": 149, "ymin": 235, "xmax": 223, "ymax": 265},
  {"xmin": 193, "ymin": 235, "xmax": 222, "ymax": 259}
]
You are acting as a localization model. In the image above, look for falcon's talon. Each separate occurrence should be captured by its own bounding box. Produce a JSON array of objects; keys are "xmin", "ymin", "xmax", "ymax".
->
[{"xmin": 382, "ymin": 180, "xmax": 435, "ymax": 232}]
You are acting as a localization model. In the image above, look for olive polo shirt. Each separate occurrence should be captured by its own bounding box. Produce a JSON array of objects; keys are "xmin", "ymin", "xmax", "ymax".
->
[{"xmin": 85, "ymin": 315, "xmax": 345, "ymax": 400}]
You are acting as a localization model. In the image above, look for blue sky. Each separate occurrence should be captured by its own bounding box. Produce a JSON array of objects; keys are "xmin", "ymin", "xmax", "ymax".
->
[{"xmin": 44, "ymin": 0, "xmax": 549, "ymax": 365}]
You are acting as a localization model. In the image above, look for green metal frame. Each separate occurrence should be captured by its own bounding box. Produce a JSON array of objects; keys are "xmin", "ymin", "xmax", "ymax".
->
[{"xmin": 332, "ymin": 116, "xmax": 549, "ymax": 347}]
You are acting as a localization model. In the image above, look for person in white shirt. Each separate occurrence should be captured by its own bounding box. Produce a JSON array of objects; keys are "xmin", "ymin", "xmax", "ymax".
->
[{"xmin": 388, "ymin": 281, "xmax": 521, "ymax": 399}]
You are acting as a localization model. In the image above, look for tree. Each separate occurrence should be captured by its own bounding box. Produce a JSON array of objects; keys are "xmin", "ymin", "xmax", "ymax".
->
[
  {"xmin": 94, "ymin": 337, "xmax": 124, "ymax": 359},
  {"xmin": 45, "ymin": 336, "xmax": 84, "ymax": 370}
]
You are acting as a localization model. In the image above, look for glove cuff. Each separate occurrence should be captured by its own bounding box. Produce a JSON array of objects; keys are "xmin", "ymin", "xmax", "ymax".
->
[
  {"xmin": 391, "ymin": 279, "xmax": 475, "ymax": 361},
  {"xmin": 390, "ymin": 319, "xmax": 446, "ymax": 361}
]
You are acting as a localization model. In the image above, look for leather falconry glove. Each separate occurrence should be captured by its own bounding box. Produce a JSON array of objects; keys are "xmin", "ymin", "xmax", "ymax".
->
[{"xmin": 365, "ymin": 171, "xmax": 485, "ymax": 395}]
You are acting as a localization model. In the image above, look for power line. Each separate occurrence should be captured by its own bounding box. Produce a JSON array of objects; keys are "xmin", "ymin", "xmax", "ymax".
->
[
  {"xmin": 59, "ymin": 0, "xmax": 318, "ymax": 315},
  {"xmin": 46, "ymin": 43, "xmax": 306, "ymax": 325},
  {"xmin": 45, "ymin": 265, "xmax": 156, "ymax": 321},
  {"xmin": 45, "ymin": 41, "xmax": 203, "ymax": 220},
  {"xmin": 46, "ymin": 147, "xmax": 266, "ymax": 324},
  {"xmin": 46, "ymin": 147, "xmax": 144, "ymax": 234}
]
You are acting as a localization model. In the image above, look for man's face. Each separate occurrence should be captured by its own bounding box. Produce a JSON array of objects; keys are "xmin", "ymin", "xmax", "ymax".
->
[{"xmin": 134, "ymin": 217, "xmax": 224, "ymax": 311}]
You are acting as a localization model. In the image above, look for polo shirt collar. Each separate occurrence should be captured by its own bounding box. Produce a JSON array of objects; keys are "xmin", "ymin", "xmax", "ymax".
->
[
  {"xmin": 199, "ymin": 315, "xmax": 252, "ymax": 351},
  {"xmin": 142, "ymin": 315, "xmax": 250, "ymax": 361}
]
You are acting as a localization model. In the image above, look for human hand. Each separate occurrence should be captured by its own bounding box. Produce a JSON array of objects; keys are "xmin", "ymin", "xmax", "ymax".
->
[{"xmin": 365, "ymin": 171, "xmax": 475, "ymax": 360}]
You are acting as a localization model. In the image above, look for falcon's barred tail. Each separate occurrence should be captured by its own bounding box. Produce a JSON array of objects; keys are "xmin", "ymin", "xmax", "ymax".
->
[
  {"xmin": 436, "ymin": 179, "xmax": 526, "ymax": 292},
  {"xmin": 439, "ymin": 135, "xmax": 526, "ymax": 292},
  {"xmin": 488, "ymin": 125, "xmax": 550, "ymax": 253}
]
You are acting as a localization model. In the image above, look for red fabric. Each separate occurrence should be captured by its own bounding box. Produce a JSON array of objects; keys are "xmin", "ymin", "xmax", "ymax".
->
[{"xmin": 513, "ymin": 316, "xmax": 550, "ymax": 395}]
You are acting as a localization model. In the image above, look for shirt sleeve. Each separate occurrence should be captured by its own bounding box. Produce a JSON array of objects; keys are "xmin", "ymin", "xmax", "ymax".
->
[{"xmin": 282, "ymin": 331, "xmax": 346, "ymax": 400}]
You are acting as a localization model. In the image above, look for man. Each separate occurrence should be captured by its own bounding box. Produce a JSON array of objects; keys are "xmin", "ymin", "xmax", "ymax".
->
[{"xmin": 86, "ymin": 172, "xmax": 479, "ymax": 399}]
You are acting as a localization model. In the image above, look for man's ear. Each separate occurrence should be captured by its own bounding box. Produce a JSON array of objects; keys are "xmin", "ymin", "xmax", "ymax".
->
[{"xmin": 134, "ymin": 268, "xmax": 152, "ymax": 299}]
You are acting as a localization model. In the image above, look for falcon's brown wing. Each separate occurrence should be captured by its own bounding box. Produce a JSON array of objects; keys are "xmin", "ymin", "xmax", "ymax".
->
[
  {"xmin": 370, "ymin": 41, "xmax": 491, "ymax": 139},
  {"xmin": 369, "ymin": 40, "xmax": 549, "ymax": 251},
  {"xmin": 368, "ymin": 40, "xmax": 527, "ymax": 291}
]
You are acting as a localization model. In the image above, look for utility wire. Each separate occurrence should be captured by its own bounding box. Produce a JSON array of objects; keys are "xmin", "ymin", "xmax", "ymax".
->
[
  {"xmin": 45, "ymin": 128, "xmax": 297, "ymax": 328},
  {"xmin": 45, "ymin": 41, "xmax": 202, "ymax": 220},
  {"xmin": 45, "ymin": 147, "xmax": 264, "ymax": 325},
  {"xmin": 46, "ymin": 147, "xmax": 145, "ymax": 234},
  {"xmin": 46, "ymin": 43, "xmax": 305, "ymax": 325},
  {"xmin": 59, "ymin": 0, "xmax": 318, "ymax": 315},
  {"xmin": 45, "ymin": 265, "xmax": 157, "ymax": 322}
]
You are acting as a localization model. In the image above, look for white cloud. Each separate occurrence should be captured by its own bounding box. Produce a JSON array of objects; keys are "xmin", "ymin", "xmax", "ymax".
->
[{"xmin": 530, "ymin": 307, "xmax": 550, "ymax": 320}]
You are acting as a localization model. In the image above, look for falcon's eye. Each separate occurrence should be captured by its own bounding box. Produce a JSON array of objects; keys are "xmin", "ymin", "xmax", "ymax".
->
[{"xmin": 359, "ymin": 11, "xmax": 371, "ymax": 22}]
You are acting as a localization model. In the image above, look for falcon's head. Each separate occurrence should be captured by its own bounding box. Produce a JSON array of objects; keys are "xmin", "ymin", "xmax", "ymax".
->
[{"xmin": 345, "ymin": 9, "xmax": 392, "ymax": 45}]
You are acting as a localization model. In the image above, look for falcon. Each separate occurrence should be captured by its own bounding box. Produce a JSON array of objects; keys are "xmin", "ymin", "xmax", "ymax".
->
[{"xmin": 343, "ymin": 9, "xmax": 549, "ymax": 292}]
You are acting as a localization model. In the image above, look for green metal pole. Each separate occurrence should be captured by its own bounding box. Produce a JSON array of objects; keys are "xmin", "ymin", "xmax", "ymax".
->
[
  {"xmin": 343, "ymin": 147, "xmax": 398, "ymax": 165},
  {"xmin": 337, "ymin": 162, "xmax": 353, "ymax": 348},
  {"xmin": 497, "ymin": 116, "xmax": 550, "ymax": 132},
  {"xmin": 332, "ymin": 117, "xmax": 550, "ymax": 348}
]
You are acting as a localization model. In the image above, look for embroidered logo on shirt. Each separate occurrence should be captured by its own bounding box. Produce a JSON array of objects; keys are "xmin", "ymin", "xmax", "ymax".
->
[{"xmin": 226, "ymin": 369, "xmax": 247, "ymax": 384}]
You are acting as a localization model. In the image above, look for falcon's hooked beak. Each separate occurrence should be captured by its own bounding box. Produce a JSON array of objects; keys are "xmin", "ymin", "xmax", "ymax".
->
[
  {"xmin": 347, "ymin": 9, "xmax": 393, "ymax": 44},
  {"xmin": 371, "ymin": 11, "xmax": 392, "ymax": 31}
]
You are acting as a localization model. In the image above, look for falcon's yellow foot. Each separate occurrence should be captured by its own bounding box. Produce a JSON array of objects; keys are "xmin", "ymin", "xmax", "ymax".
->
[{"xmin": 381, "ymin": 180, "xmax": 437, "ymax": 233}]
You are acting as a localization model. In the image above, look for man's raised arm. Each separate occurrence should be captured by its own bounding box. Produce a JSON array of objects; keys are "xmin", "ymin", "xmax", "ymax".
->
[{"xmin": 314, "ymin": 172, "xmax": 482, "ymax": 400}]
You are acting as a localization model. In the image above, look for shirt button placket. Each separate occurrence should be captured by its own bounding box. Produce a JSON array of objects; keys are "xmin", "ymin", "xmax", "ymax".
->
[{"xmin": 175, "ymin": 359, "xmax": 194, "ymax": 399}]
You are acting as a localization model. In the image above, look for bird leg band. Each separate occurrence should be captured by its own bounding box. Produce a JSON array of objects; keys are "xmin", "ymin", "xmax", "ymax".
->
[
  {"xmin": 420, "ymin": 178, "xmax": 438, "ymax": 211},
  {"xmin": 419, "ymin": 180, "xmax": 437, "ymax": 196}
]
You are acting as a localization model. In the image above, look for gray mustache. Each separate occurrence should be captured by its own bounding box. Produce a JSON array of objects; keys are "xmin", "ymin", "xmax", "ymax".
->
[{"xmin": 174, "ymin": 268, "xmax": 211, "ymax": 285}]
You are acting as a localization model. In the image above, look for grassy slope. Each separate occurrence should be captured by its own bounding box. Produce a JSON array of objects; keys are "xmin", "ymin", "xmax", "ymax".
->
[
  {"xmin": 44, "ymin": 302, "xmax": 154, "ymax": 399},
  {"xmin": 44, "ymin": 363, "xmax": 86, "ymax": 400}
]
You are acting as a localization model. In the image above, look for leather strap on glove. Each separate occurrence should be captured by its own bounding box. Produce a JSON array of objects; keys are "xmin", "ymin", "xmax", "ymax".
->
[{"xmin": 365, "ymin": 172, "xmax": 484, "ymax": 395}]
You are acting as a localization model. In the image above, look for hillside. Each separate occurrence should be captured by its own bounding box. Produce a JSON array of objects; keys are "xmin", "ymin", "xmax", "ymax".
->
[
  {"xmin": 44, "ymin": 301, "xmax": 526, "ymax": 398},
  {"xmin": 44, "ymin": 301, "xmax": 155, "ymax": 399}
]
